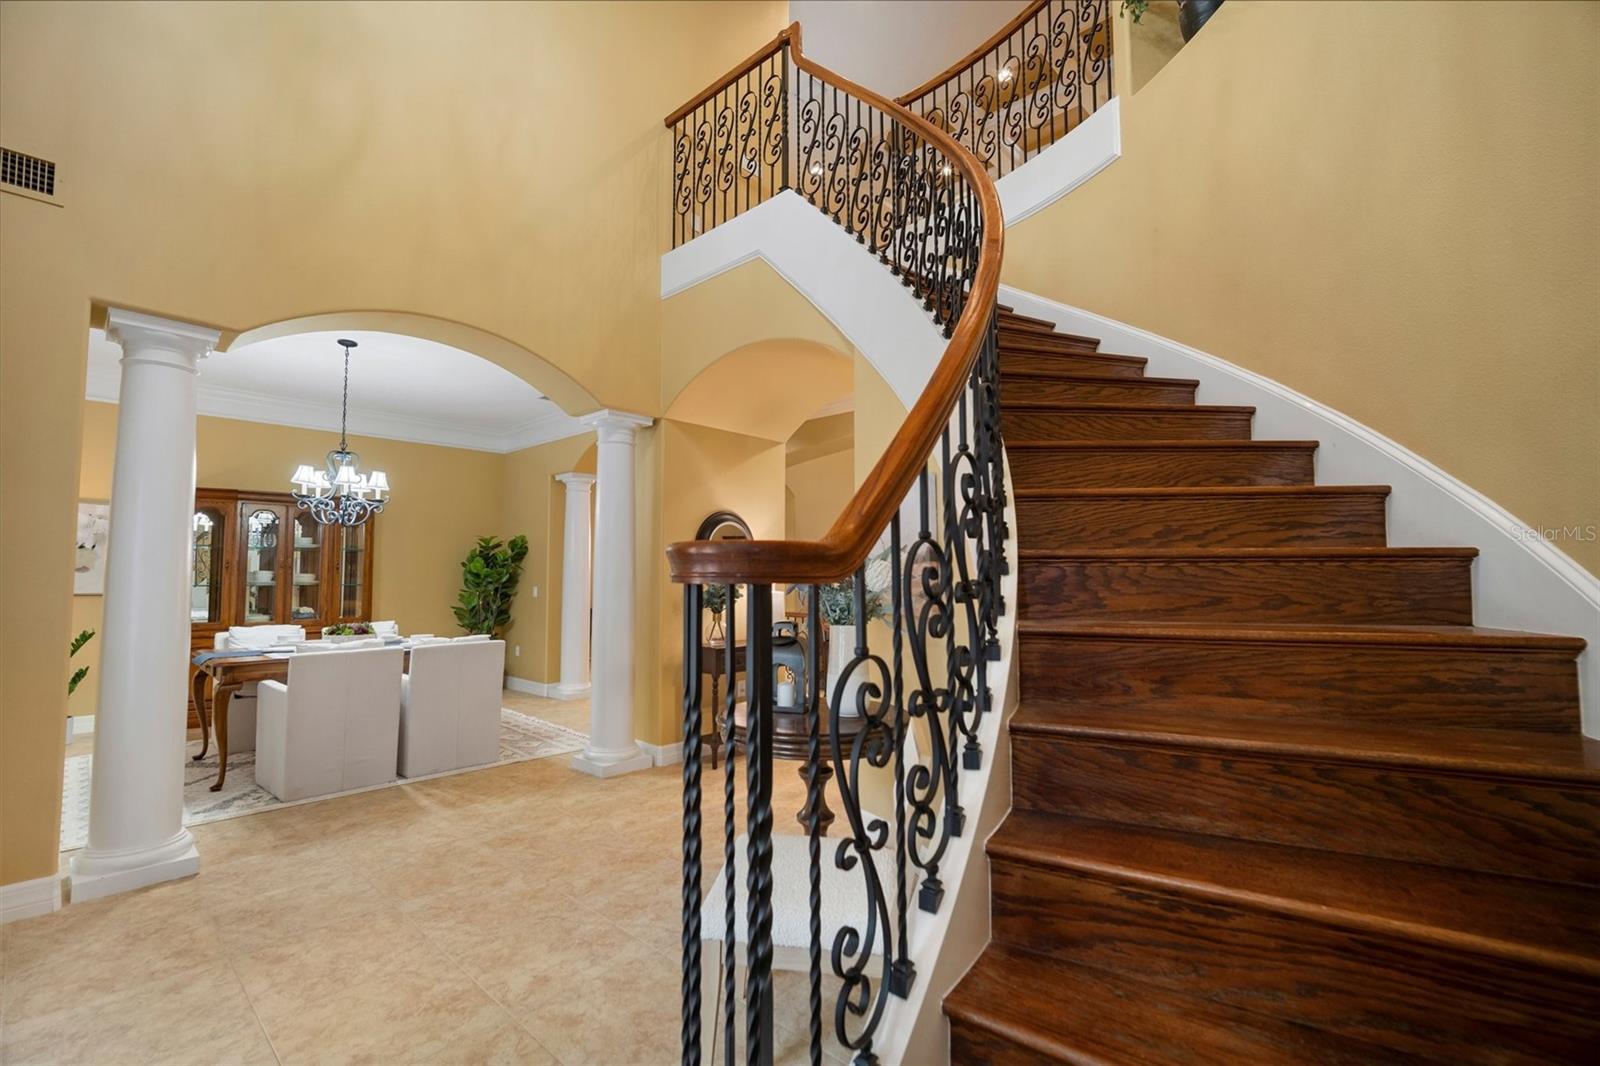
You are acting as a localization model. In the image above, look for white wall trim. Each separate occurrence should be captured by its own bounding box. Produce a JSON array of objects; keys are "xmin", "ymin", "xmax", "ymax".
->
[
  {"xmin": 504, "ymin": 675, "xmax": 554, "ymax": 698},
  {"xmin": 86, "ymin": 374, "xmax": 590, "ymax": 455},
  {"xmin": 995, "ymin": 96, "xmax": 1121, "ymax": 227},
  {"xmin": 639, "ymin": 739, "xmax": 684, "ymax": 767},
  {"xmin": 1, "ymin": 874, "xmax": 63, "ymax": 924},
  {"xmin": 1000, "ymin": 283, "xmax": 1600, "ymax": 734},
  {"xmin": 661, "ymin": 190, "xmax": 947, "ymax": 409}
]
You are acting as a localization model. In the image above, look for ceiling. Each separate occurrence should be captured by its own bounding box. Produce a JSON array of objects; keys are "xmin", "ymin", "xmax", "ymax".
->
[{"xmin": 85, "ymin": 329, "xmax": 584, "ymax": 453}]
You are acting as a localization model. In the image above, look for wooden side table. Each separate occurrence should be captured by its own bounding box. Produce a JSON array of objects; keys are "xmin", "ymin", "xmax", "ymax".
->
[{"xmin": 698, "ymin": 641, "xmax": 746, "ymax": 768}]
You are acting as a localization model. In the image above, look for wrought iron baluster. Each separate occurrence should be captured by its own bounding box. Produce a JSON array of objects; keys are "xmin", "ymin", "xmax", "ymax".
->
[
  {"xmin": 888, "ymin": 515, "xmax": 915, "ymax": 999},
  {"xmin": 681, "ymin": 585, "xmax": 704, "ymax": 1066},
  {"xmin": 804, "ymin": 587, "xmax": 824, "ymax": 1066},
  {"xmin": 723, "ymin": 585, "xmax": 738, "ymax": 1066},
  {"xmin": 745, "ymin": 584, "xmax": 775, "ymax": 1066}
]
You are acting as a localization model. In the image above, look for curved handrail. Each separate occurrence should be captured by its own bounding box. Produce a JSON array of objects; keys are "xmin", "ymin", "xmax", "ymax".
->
[
  {"xmin": 664, "ymin": 22, "xmax": 1004, "ymax": 586},
  {"xmin": 894, "ymin": 0, "xmax": 1050, "ymax": 105}
]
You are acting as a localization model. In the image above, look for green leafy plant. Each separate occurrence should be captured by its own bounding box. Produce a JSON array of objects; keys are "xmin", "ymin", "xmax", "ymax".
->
[
  {"xmin": 1120, "ymin": 0, "xmax": 1149, "ymax": 22},
  {"xmin": 325, "ymin": 622, "xmax": 375, "ymax": 637},
  {"xmin": 812, "ymin": 579, "xmax": 887, "ymax": 626},
  {"xmin": 453, "ymin": 534, "xmax": 529, "ymax": 637},
  {"xmin": 701, "ymin": 582, "xmax": 742, "ymax": 619},
  {"xmin": 68, "ymin": 628, "xmax": 95, "ymax": 696}
]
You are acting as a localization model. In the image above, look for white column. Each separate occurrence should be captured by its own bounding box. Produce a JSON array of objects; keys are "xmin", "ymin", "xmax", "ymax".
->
[
  {"xmin": 553, "ymin": 473, "xmax": 596, "ymax": 699},
  {"xmin": 70, "ymin": 309, "xmax": 218, "ymax": 901},
  {"xmin": 571, "ymin": 410, "xmax": 654, "ymax": 778}
]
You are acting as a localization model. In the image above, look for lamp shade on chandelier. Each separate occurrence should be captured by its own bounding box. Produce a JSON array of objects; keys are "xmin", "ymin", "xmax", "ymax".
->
[{"xmin": 290, "ymin": 338, "xmax": 390, "ymax": 526}]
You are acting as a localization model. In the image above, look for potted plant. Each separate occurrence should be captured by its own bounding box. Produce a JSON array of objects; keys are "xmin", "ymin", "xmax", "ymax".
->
[
  {"xmin": 701, "ymin": 582, "xmax": 742, "ymax": 642},
  {"xmin": 815, "ymin": 579, "xmax": 887, "ymax": 717},
  {"xmin": 68, "ymin": 628, "xmax": 95, "ymax": 695},
  {"xmin": 1121, "ymin": 0, "xmax": 1223, "ymax": 42},
  {"xmin": 453, "ymin": 534, "xmax": 529, "ymax": 638}
]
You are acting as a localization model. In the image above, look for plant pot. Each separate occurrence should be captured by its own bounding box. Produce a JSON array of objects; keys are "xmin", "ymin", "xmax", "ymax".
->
[
  {"xmin": 826, "ymin": 623, "xmax": 863, "ymax": 717},
  {"xmin": 1179, "ymin": 0, "xmax": 1223, "ymax": 42}
]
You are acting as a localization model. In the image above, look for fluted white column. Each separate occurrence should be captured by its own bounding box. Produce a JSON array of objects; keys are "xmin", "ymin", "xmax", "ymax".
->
[
  {"xmin": 571, "ymin": 410, "xmax": 654, "ymax": 778},
  {"xmin": 70, "ymin": 309, "xmax": 218, "ymax": 901},
  {"xmin": 553, "ymin": 472, "xmax": 595, "ymax": 699}
]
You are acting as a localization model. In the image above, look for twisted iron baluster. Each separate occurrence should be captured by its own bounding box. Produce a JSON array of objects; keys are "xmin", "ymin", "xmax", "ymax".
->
[
  {"xmin": 720, "ymin": 582, "xmax": 739, "ymax": 1066},
  {"xmin": 745, "ymin": 585, "xmax": 775, "ymax": 1066},
  {"xmin": 804, "ymin": 588, "xmax": 823, "ymax": 1066},
  {"xmin": 904, "ymin": 469, "xmax": 954, "ymax": 913},
  {"xmin": 682, "ymin": 585, "xmax": 704, "ymax": 1066},
  {"xmin": 939, "ymin": 428, "xmax": 971, "ymax": 839}
]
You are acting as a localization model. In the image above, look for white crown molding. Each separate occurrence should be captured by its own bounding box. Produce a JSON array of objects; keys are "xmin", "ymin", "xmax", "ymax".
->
[
  {"xmin": 1, "ymin": 873, "xmax": 62, "ymax": 924},
  {"xmin": 87, "ymin": 373, "xmax": 590, "ymax": 455},
  {"xmin": 999, "ymin": 282, "xmax": 1600, "ymax": 735}
]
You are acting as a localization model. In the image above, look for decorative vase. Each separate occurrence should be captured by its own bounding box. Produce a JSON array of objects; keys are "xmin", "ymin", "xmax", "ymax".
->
[
  {"xmin": 826, "ymin": 623, "xmax": 863, "ymax": 717},
  {"xmin": 707, "ymin": 611, "xmax": 725, "ymax": 643}
]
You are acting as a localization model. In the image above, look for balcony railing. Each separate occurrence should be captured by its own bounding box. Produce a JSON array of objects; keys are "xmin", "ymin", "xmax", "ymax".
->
[
  {"xmin": 664, "ymin": 22, "xmax": 1006, "ymax": 1066},
  {"xmin": 895, "ymin": 0, "xmax": 1114, "ymax": 181}
]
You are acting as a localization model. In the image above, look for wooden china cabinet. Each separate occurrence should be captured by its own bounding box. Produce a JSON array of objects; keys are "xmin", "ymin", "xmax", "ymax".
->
[{"xmin": 187, "ymin": 488, "xmax": 376, "ymax": 725}]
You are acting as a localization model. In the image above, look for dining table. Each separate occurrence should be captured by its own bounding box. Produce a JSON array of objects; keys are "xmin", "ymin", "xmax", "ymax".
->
[{"xmin": 189, "ymin": 644, "xmax": 411, "ymax": 793}]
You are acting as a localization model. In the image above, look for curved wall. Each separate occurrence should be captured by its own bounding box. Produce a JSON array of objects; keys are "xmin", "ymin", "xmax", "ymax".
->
[{"xmin": 1004, "ymin": 0, "xmax": 1600, "ymax": 577}]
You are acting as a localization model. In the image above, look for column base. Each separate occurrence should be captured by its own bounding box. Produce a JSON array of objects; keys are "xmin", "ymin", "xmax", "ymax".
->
[
  {"xmin": 570, "ymin": 744, "xmax": 653, "ymax": 779},
  {"xmin": 552, "ymin": 682, "xmax": 591, "ymax": 701},
  {"xmin": 68, "ymin": 829, "xmax": 199, "ymax": 903}
]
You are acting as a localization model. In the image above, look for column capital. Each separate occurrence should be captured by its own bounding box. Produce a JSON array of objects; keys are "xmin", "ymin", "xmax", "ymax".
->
[
  {"xmin": 579, "ymin": 409, "xmax": 653, "ymax": 445},
  {"xmin": 105, "ymin": 308, "xmax": 220, "ymax": 373},
  {"xmin": 556, "ymin": 471, "xmax": 597, "ymax": 490}
]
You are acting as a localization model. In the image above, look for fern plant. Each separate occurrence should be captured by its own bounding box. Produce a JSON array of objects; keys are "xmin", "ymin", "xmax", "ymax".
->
[
  {"xmin": 452, "ymin": 535, "xmax": 529, "ymax": 637},
  {"xmin": 68, "ymin": 628, "xmax": 95, "ymax": 696}
]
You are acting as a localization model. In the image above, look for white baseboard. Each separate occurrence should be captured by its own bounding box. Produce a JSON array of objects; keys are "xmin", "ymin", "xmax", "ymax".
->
[
  {"xmin": 1, "ymin": 873, "xmax": 63, "ymax": 924},
  {"xmin": 999, "ymin": 283, "xmax": 1600, "ymax": 735},
  {"xmin": 639, "ymin": 740, "xmax": 684, "ymax": 767},
  {"xmin": 504, "ymin": 676, "xmax": 553, "ymax": 698}
]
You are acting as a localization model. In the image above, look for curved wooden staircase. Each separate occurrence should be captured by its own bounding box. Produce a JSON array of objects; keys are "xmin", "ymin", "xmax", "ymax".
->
[{"xmin": 944, "ymin": 307, "xmax": 1600, "ymax": 1064}]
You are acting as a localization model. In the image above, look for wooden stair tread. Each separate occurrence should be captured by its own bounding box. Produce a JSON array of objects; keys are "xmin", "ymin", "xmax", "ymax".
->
[
  {"xmin": 1018, "ymin": 545, "xmax": 1478, "ymax": 561},
  {"xmin": 1003, "ymin": 369, "xmax": 1200, "ymax": 387},
  {"xmin": 1004, "ymin": 401, "xmax": 1255, "ymax": 415},
  {"xmin": 1010, "ymin": 702, "xmax": 1600, "ymax": 783},
  {"xmin": 1016, "ymin": 618, "xmax": 1586, "ymax": 651},
  {"xmin": 1016, "ymin": 484, "xmax": 1391, "ymax": 500},
  {"xmin": 1006, "ymin": 438, "xmax": 1317, "ymax": 450},
  {"xmin": 990, "ymin": 811, "xmax": 1600, "ymax": 975},
  {"xmin": 945, "ymin": 944, "xmax": 1409, "ymax": 1065},
  {"xmin": 996, "ymin": 309, "xmax": 1065, "ymax": 332}
]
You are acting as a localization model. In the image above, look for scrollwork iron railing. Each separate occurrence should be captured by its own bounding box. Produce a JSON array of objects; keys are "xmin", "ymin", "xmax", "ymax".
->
[
  {"xmin": 895, "ymin": 0, "xmax": 1114, "ymax": 181},
  {"xmin": 666, "ymin": 23, "xmax": 1007, "ymax": 1066}
]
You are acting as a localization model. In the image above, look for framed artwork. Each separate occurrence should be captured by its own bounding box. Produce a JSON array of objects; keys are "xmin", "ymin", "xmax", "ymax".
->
[{"xmin": 74, "ymin": 500, "xmax": 110, "ymax": 595}]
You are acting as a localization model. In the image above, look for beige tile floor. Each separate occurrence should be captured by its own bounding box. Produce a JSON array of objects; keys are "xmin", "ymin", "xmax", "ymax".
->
[{"xmin": 5, "ymin": 692, "xmax": 855, "ymax": 1065}]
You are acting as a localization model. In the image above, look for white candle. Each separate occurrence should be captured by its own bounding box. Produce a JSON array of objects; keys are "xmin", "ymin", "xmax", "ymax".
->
[{"xmin": 776, "ymin": 680, "xmax": 796, "ymax": 707}]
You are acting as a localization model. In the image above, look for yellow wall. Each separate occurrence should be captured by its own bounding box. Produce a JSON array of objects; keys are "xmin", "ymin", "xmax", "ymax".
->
[
  {"xmin": 68, "ymin": 402, "xmax": 508, "ymax": 716},
  {"xmin": 787, "ymin": 446, "xmax": 855, "ymax": 542},
  {"xmin": 1006, "ymin": 0, "xmax": 1600, "ymax": 574},
  {"xmin": 1, "ymin": 0, "xmax": 785, "ymax": 888}
]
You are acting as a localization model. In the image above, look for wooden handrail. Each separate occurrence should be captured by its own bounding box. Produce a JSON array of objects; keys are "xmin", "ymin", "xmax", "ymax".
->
[
  {"xmin": 663, "ymin": 26, "xmax": 792, "ymax": 128},
  {"xmin": 664, "ymin": 22, "xmax": 1005, "ymax": 586},
  {"xmin": 894, "ymin": 0, "xmax": 1049, "ymax": 105}
]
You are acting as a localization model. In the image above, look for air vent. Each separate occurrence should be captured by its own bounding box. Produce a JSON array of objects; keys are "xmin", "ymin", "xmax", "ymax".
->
[{"xmin": 2, "ymin": 147, "xmax": 56, "ymax": 197}]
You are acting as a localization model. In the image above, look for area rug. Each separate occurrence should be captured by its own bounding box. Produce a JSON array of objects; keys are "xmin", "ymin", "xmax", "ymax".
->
[{"xmin": 60, "ymin": 708, "xmax": 588, "ymax": 853}]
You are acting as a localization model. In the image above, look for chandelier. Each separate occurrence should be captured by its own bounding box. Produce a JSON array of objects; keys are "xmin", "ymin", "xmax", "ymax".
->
[{"xmin": 290, "ymin": 338, "xmax": 390, "ymax": 526}]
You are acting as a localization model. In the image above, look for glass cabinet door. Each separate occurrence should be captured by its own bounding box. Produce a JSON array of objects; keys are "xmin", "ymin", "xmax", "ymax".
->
[
  {"xmin": 290, "ymin": 512, "xmax": 323, "ymax": 624},
  {"xmin": 339, "ymin": 522, "xmax": 367, "ymax": 620},
  {"xmin": 191, "ymin": 508, "xmax": 224, "ymax": 623},
  {"xmin": 242, "ymin": 506, "xmax": 284, "ymax": 623}
]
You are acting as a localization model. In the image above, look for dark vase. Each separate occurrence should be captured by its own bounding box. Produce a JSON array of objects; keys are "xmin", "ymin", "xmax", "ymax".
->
[{"xmin": 1179, "ymin": 0, "xmax": 1224, "ymax": 41}]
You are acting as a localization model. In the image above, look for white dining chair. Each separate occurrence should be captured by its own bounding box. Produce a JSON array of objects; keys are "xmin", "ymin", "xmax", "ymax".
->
[
  {"xmin": 255, "ymin": 646, "xmax": 403, "ymax": 801},
  {"xmin": 397, "ymin": 638, "xmax": 505, "ymax": 777},
  {"xmin": 208, "ymin": 624, "xmax": 307, "ymax": 752}
]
